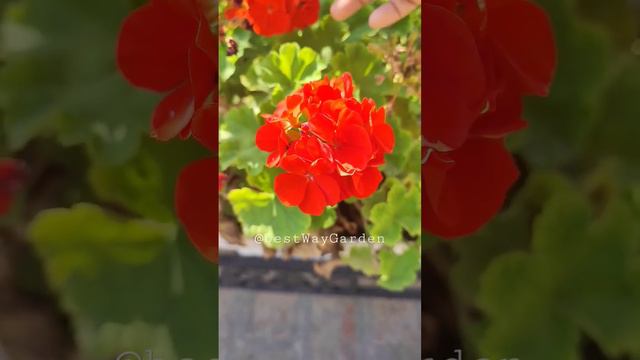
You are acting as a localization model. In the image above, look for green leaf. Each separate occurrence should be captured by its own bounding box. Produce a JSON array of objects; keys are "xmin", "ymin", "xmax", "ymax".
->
[
  {"xmin": 479, "ymin": 252, "xmax": 581, "ymax": 360},
  {"xmin": 0, "ymin": 0, "xmax": 157, "ymax": 164},
  {"xmin": 368, "ymin": 178, "xmax": 420, "ymax": 246},
  {"xmin": 220, "ymin": 28, "xmax": 252, "ymax": 82},
  {"xmin": 342, "ymin": 245, "xmax": 378, "ymax": 276},
  {"xmin": 277, "ymin": 15, "xmax": 347, "ymax": 53},
  {"xmin": 449, "ymin": 206, "xmax": 531, "ymax": 304},
  {"xmin": 76, "ymin": 321, "xmax": 177, "ymax": 360},
  {"xmin": 29, "ymin": 204, "xmax": 176, "ymax": 324},
  {"xmin": 88, "ymin": 151, "xmax": 172, "ymax": 221},
  {"xmin": 219, "ymin": 45, "xmax": 236, "ymax": 83},
  {"xmin": 310, "ymin": 207, "xmax": 337, "ymax": 230},
  {"xmin": 227, "ymin": 187, "xmax": 311, "ymax": 249},
  {"xmin": 166, "ymin": 232, "xmax": 218, "ymax": 359},
  {"xmin": 330, "ymin": 43, "xmax": 391, "ymax": 104},
  {"xmin": 246, "ymin": 166, "xmax": 279, "ymax": 193},
  {"xmin": 578, "ymin": 0, "xmax": 637, "ymax": 49},
  {"xmin": 341, "ymin": 4, "xmax": 376, "ymax": 43},
  {"xmin": 28, "ymin": 203, "xmax": 174, "ymax": 286},
  {"xmin": 390, "ymin": 96, "xmax": 421, "ymax": 135},
  {"xmin": 382, "ymin": 107, "xmax": 420, "ymax": 176},
  {"xmin": 377, "ymin": 244, "xmax": 420, "ymax": 291},
  {"xmin": 521, "ymin": 0, "xmax": 613, "ymax": 168},
  {"xmin": 240, "ymin": 42, "xmax": 326, "ymax": 103},
  {"xmin": 219, "ymin": 106, "xmax": 266, "ymax": 176},
  {"xmin": 478, "ymin": 186, "xmax": 640, "ymax": 358},
  {"xmin": 88, "ymin": 136, "xmax": 208, "ymax": 224},
  {"xmin": 32, "ymin": 219, "xmax": 218, "ymax": 358},
  {"xmin": 590, "ymin": 58, "xmax": 640, "ymax": 169}
]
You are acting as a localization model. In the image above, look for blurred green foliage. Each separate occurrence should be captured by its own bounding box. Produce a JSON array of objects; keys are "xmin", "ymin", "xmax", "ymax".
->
[
  {"xmin": 1, "ymin": 0, "xmax": 216, "ymax": 358},
  {"xmin": 426, "ymin": 0, "xmax": 640, "ymax": 359}
]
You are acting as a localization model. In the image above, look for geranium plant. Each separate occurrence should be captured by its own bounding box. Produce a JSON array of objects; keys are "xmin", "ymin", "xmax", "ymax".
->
[{"xmin": 219, "ymin": 1, "xmax": 422, "ymax": 291}]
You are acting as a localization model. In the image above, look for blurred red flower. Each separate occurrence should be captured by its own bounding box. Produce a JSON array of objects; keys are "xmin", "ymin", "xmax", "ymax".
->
[
  {"xmin": 175, "ymin": 105, "xmax": 217, "ymax": 262},
  {"xmin": 0, "ymin": 159, "xmax": 26, "ymax": 216},
  {"xmin": 175, "ymin": 158, "xmax": 218, "ymax": 262},
  {"xmin": 117, "ymin": 0, "xmax": 216, "ymax": 146},
  {"xmin": 118, "ymin": 0, "xmax": 218, "ymax": 263},
  {"xmin": 225, "ymin": 0, "xmax": 319, "ymax": 36},
  {"xmin": 423, "ymin": 0, "xmax": 556, "ymax": 238},
  {"xmin": 256, "ymin": 73, "xmax": 394, "ymax": 216}
]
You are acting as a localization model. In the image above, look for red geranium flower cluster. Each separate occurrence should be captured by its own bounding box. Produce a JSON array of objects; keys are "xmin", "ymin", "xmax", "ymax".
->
[
  {"xmin": 256, "ymin": 73, "xmax": 395, "ymax": 216},
  {"xmin": 0, "ymin": 159, "xmax": 26, "ymax": 216},
  {"xmin": 225, "ymin": 0, "xmax": 319, "ymax": 36},
  {"xmin": 423, "ymin": 0, "xmax": 557, "ymax": 238},
  {"xmin": 117, "ymin": 0, "xmax": 218, "ymax": 262}
]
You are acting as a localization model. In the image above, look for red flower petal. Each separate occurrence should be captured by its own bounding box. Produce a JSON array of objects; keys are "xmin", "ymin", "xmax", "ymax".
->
[
  {"xmin": 373, "ymin": 123, "xmax": 395, "ymax": 154},
  {"xmin": 117, "ymin": 0, "xmax": 197, "ymax": 92},
  {"xmin": 247, "ymin": 0, "xmax": 292, "ymax": 36},
  {"xmin": 288, "ymin": 0, "xmax": 320, "ymax": 31},
  {"xmin": 191, "ymin": 104, "xmax": 216, "ymax": 152},
  {"xmin": 422, "ymin": 150, "xmax": 453, "ymax": 212},
  {"xmin": 487, "ymin": 0, "xmax": 557, "ymax": 96},
  {"xmin": 287, "ymin": 94, "xmax": 303, "ymax": 110},
  {"xmin": 225, "ymin": 7, "xmax": 248, "ymax": 20},
  {"xmin": 151, "ymin": 83, "xmax": 195, "ymax": 141},
  {"xmin": 255, "ymin": 123, "xmax": 283, "ymax": 152},
  {"xmin": 194, "ymin": 9, "xmax": 217, "ymax": 64},
  {"xmin": 280, "ymin": 154, "xmax": 309, "ymax": 175},
  {"xmin": 315, "ymin": 174, "xmax": 341, "ymax": 206},
  {"xmin": 337, "ymin": 73, "xmax": 354, "ymax": 98},
  {"xmin": 470, "ymin": 90, "xmax": 527, "ymax": 138},
  {"xmin": 189, "ymin": 16, "xmax": 217, "ymax": 107},
  {"xmin": 175, "ymin": 158, "xmax": 218, "ymax": 262},
  {"xmin": 334, "ymin": 123, "xmax": 372, "ymax": 171},
  {"xmin": 188, "ymin": 43, "xmax": 215, "ymax": 109},
  {"xmin": 274, "ymin": 173, "xmax": 307, "ymax": 206},
  {"xmin": 424, "ymin": 138, "xmax": 519, "ymax": 238},
  {"xmin": 317, "ymin": 85, "xmax": 341, "ymax": 101},
  {"xmin": 299, "ymin": 180, "xmax": 327, "ymax": 216},
  {"xmin": 351, "ymin": 167, "xmax": 383, "ymax": 199},
  {"xmin": 424, "ymin": 4, "xmax": 487, "ymax": 150},
  {"xmin": 0, "ymin": 159, "xmax": 26, "ymax": 215},
  {"xmin": 308, "ymin": 112, "xmax": 336, "ymax": 144},
  {"xmin": 309, "ymin": 158, "xmax": 334, "ymax": 175},
  {"xmin": 219, "ymin": 172, "xmax": 227, "ymax": 191}
]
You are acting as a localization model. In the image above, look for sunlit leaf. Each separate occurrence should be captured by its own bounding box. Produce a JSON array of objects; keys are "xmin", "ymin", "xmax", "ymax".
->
[
  {"xmin": 227, "ymin": 187, "xmax": 311, "ymax": 249},
  {"xmin": 368, "ymin": 178, "xmax": 420, "ymax": 246}
]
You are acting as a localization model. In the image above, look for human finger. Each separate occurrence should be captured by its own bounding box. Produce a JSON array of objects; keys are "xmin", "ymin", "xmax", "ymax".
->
[
  {"xmin": 368, "ymin": 0, "xmax": 420, "ymax": 29},
  {"xmin": 331, "ymin": 0, "xmax": 373, "ymax": 21}
]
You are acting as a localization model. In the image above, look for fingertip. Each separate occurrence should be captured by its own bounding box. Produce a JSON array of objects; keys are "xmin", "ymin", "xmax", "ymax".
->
[
  {"xmin": 369, "ymin": 1, "xmax": 417, "ymax": 30},
  {"xmin": 330, "ymin": 1, "xmax": 348, "ymax": 21},
  {"xmin": 368, "ymin": 15, "xmax": 382, "ymax": 29},
  {"xmin": 331, "ymin": 0, "xmax": 364, "ymax": 22},
  {"xmin": 368, "ymin": 7, "xmax": 389, "ymax": 29},
  {"xmin": 330, "ymin": 3, "xmax": 344, "ymax": 21}
]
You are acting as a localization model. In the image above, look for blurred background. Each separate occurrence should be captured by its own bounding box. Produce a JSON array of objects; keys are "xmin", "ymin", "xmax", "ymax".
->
[
  {"xmin": 0, "ymin": 0, "xmax": 217, "ymax": 359},
  {"xmin": 1, "ymin": 0, "xmax": 423, "ymax": 359},
  {"xmin": 423, "ymin": 0, "xmax": 640, "ymax": 359}
]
